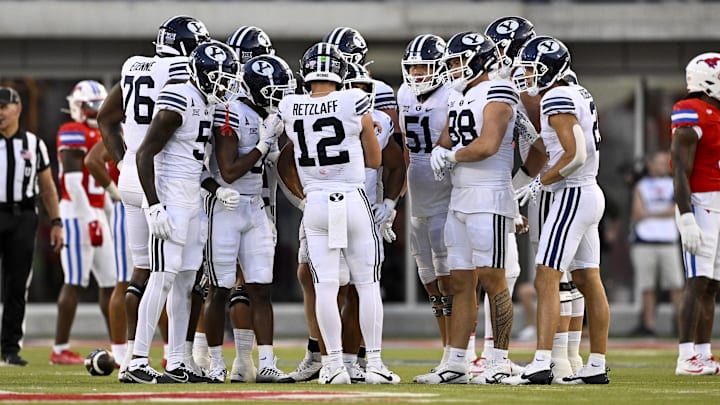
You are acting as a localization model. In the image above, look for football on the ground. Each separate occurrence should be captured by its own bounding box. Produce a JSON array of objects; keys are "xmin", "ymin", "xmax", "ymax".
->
[{"xmin": 84, "ymin": 349, "xmax": 115, "ymax": 376}]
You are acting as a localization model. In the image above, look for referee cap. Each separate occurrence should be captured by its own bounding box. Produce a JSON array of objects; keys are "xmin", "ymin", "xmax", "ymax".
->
[{"xmin": 0, "ymin": 87, "xmax": 21, "ymax": 104}]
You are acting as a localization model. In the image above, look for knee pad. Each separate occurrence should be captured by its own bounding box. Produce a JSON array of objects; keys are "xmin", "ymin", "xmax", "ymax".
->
[
  {"xmin": 126, "ymin": 282, "xmax": 144, "ymax": 299},
  {"xmin": 430, "ymin": 295, "xmax": 443, "ymax": 317},
  {"xmin": 441, "ymin": 295, "xmax": 453, "ymax": 317},
  {"xmin": 229, "ymin": 284, "xmax": 250, "ymax": 308}
]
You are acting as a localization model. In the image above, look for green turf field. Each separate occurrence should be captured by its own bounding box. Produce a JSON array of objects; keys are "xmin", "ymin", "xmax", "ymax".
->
[{"xmin": 0, "ymin": 341, "xmax": 718, "ymax": 404}]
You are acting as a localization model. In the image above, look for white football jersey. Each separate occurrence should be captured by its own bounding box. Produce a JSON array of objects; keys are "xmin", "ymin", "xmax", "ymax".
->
[
  {"xmin": 398, "ymin": 83, "xmax": 453, "ymax": 217},
  {"xmin": 374, "ymin": 79, "xmax": 396, "ymax": 111},
  {"xmin": 118, "ymin": 55, "xmax": 189, "ymax": 193},
  {"xmin": 364, "ymin": 109, "xmax": 394, "ymax": 205},
  {"xmin": 210, "ymin": 101, "xmax": 264, "ymax": 195},
  {"xmin": 539, "ymin": 85, "xmax": 600, "ymax": 192},
  {"xmin": 448, "ymin": 79, "xmax": 517, "ymax": 217},
  {"xmin": 153, "ymin": 82, "xmax": 214, "ymax": 188},
  {"xmin": 278, "ymin": 88, "xmax": 371, "ymax": 193}
]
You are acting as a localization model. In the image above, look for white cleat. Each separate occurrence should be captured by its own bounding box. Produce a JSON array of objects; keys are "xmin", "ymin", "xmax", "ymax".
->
[
  {"xmin": 501, "ymin": 360, "xmax": 552, "ymax": 385},
  {"xmin": 348, "ymin": 362, "xmax": 366, "ymax": 383},
  {"xmin": 318, "ymin": 365, "xmax": 351, "ymax": 385},
  {"xmin": 289, "ymin": 353, "xmax": 322, "ymax": 382},
  {"xmin": 256, "ymin": 357, "xmax": 295, "ymax": 383},
  {"xmin": 470, "ymin": 358, "xmax": 511, "ymax": 384},
  {"xmin": 207, "ymin": 366, "xmax": 228, "ymax": 383},
  {"xmin": 469, "ymin": 357, "xmax": 486, "ymax": 377},
  {"xmin": 698, "ymin": 354, "xmax": 720, "ymax": 375},
  {"xmin": 183, "ymin": 356, "xmax": 206, "ymax": 377},
  {"xmin": 675, "ymin": 356, "xmax": 716, "ymax": 376},
  {"xmin": 365, "ymin": 364, "xmax": 400, "ymax": 384},
  {"xmin": 551, "ymin": 358, "xmax": 574, "ymax": 384},
  {"xmin": 413, "ymin": 363, "xmax": 468, "ymax": 384},
  {"xmin": 230, "ymin": 356, "xmax": 257, "ymax": 383},
  {"xmin": 560, "ymin": 363, "xmax": 609, "ymax": 384}
]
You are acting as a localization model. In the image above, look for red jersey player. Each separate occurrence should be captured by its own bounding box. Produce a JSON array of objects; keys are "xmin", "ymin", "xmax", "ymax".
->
[
  {"xmin": 51, "ymin": 80, "xmax": 117, "ymax": 365},
  {"xmin": 671, "ymin": 52, "xmax": 720, "ymax": 376}
]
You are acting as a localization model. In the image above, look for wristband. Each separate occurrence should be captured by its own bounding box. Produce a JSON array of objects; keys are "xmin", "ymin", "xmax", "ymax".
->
[{"xmin": 50, "ymin": 217, "xmax": 63, "ymax": 228}]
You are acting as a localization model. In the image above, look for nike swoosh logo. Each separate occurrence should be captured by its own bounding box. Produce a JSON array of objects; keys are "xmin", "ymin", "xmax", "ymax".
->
[
  {"xmin": 370, "ymin": 371, "xmax": 394, "ymax": 382},
  {"xmin": 590, "ymin": 363, "xmax": 601, "ymax": 368},
  {"xmin": 426, "ymin": 108, "xmax": 434, "ymax": 112},
  {"xmin": 171, "ymin": 371, "xmax": 189, "ymax": 382}
]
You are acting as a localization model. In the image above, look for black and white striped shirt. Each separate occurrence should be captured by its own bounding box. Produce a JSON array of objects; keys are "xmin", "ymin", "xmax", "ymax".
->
[{"xmin": 0, "ymin": 130, "xmax": 50, "ymax": 203}]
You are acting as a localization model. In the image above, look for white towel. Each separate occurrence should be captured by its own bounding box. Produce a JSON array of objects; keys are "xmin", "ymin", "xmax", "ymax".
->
[{"xmin": 327, "ymin": 192, "xmax": 348, "ymax": 249}]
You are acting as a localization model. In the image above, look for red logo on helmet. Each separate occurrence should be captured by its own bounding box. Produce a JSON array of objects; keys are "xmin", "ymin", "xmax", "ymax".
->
[{"xmin": 699, "ymin": 57, "xmax": 720, "ymax": 68}]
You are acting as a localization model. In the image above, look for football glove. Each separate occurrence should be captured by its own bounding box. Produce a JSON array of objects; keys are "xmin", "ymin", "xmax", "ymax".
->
[
  {"xmin": 515, "ymin": 175, "xmax": 543, "ymax": 206},
  {"xmin": 216, "ymin": 187, "xmax": 241, "ymax": 211},
  {"xmin": 88, "ymin": 220, "xmax": 103, "ymax": 247},
  {"xmin": 146, "ymin": 203, "xmax": 174, "ymax": 240},
  {"xmin": 380, "ymin": 210, "xmax": 397, "ymax": 243},
  {"xmin": 512, "ymin": 168, "xmax": 533, "ymax": 191},
  {"xmin": 372, "ymin": 198, "xmax": 396, "ymax": 225},
  {"xmin": 256, "ymin": 114, "xmax": 283, "ymax": 156},
  {"xmin": 677, "ymin": 212, "xmax": 703, "ymax": 255},
  {"xmin": 430, "ymin": 146, "xmax": 456, "ymax": 174},
  {"xmin": 514, "ymin": 214, "xmax": 529, "ymax": 235}
]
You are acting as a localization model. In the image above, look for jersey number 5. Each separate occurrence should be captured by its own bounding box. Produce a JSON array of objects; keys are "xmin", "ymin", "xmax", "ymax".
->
[
  {"xmin": 293, "ymin": 117, "xmax": 350, "ymax": 167},
  {"xmin": 193, "ymin": 121, "xmax": 212, "ymax": 161}
]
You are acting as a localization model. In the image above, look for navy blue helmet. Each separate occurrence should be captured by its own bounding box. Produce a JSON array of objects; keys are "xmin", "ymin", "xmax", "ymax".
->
[
  {"xmin": 323, "ymin": 27, "xmax": 368, "ymax": 64},
  {"xmin": 514, "ymin": 35, "xmax": 571, "ymax": 96},
  {"xmin": 443, "ymin": 32, "xmax": 499, "ymax": 92},
  {"xmin": 300, "ymin": 42, "xmax": 347, "ymax": 90},
  {"xmin": 402, "ymin": 34, "xmax": 447, "ymax": 96},
  {"xmin": 155, "ymin": 15, "xmax": 210, "ymax": 57},
  {"xmin": 226, "ymin": 26, "xmax": 275, "ymax": 66},
  {"xmin": 241, "ymin": 54, "xmax": 296, "ymax": 112},
  {"xmin": 189, "ymin": 40, "xmax": 240, "ymax": 104}
]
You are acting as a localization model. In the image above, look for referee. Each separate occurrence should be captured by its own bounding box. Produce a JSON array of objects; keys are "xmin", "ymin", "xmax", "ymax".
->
[{"xmin": 0, "ymin": 86, "xmax": 63, "ymax": 366}]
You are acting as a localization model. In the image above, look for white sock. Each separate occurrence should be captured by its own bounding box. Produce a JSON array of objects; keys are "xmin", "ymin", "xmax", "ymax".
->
[
  {"xmin": 696, "ymin": 343, "xmax": 712, "ymax": 358},
  {"xmin": 233, "ymin": 328, "xmax": 255, "ymax": 360},
  {"xmin": 165, "ymin": 271, "xmax": 195, "ymax": 370},
  {"xmin": 533, "ymin": 349, "xmax": 552, "ymax": 368},
  {"xmin": 552, "ymin": 332, "xmax": 569, "ymax": 362},
  {"xmin": 440, "ymin": 346, "xmax": 450, "ymax": 365},
  {"xmin": 588, "ymin": 353, "xmax": 606, "ymax": 369},
  {"xmin": 567, "ymin": 331, "xmax": 582, "ymax": 359},
  {"xmin": 53, "ymin": 343, "xmax": 69, "ymax": 355},
  {"xmin": 321, "ymin": 353, "xmax": 343, "ymax": 370},
  {"xmin": 354, "ymin": 282, "xmax": 383, "ymax": 353},
  {"xmin": 366, "ymin": 350, "xmax": 382, "ymax": 369},
  {"xmin": 314, "ymin": 282, "xmax": 342, "ymax": 355},
  {"xmin": 111, "ymin": 343, "xmax": 127, "ymax": 365},
  {"xmin": 258, "ymin": 345, "xmax": 274, "ymax": 369},
  {"xmin": 184, "ymin": 341, "xmax": 193, "ymax": 362},
  {"xmin": 163, "ymin": 343, "xmax": 170, "ymax": 362},
  {"xmin": 466, "ymin": 332, "xmax": 477, "ymax": 360},
  {"xmin": 343, "ymin": 353, "xmax": 357, "ymax": 368},
  {"xmin": 482, "ymin": 337, "xmax": 494, "ymax": 359},
  {"xmin": 492, "ymin": 348, "xmax": 509, "ymax": 361},
  {"xmin": 679, "ymin": 342, "xmax": 695, "ymax": 360},
  {"xmin": 448, "ymin": 347, "xmax": 467, "ymax": 367},
  {"xmin": 134, "ymin": 272, "xmax": 175, "ymax": 358},
  {"xmin": 129, "ymin": 356, "xmax": 148, "ymax": 369},
  {"xmin": 193, "ymin": 332, "xmax": 209, "ymax": 356},
  {"xmin": 122, "ymin": 340, "xmax": 134, "ymax": 370},
  {"xmin": 209, "ymin": 345, "xmax": 224, "ymax": 369}
]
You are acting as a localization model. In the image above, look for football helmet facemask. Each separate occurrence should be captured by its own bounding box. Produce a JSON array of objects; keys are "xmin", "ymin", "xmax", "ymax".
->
[
  {"xmin": 485, "ymin": 16, "xmax": 536, "ymax": 79},
  {"xmin": 300, "ymin": 42, "xmax": 347, "ymax": 91},
  {"xmin": 241, "ymin": 55, "xmax": 296, "ymax": 113},
  {"xmin": 226, "ymin": 26, "xmax": 276, "ymax": 66},
  {"xmin": 402, "ymin": 34, "xmax": 447, "ymax": 96},
  {"xmin": 686, "ymin": 52, "xmax": 720, "ymax": 100},
  {"xmin": 323, "ymin": 27, "xmax": 368, "ymax": 64},
  {"xmin": 442, "ymin": 32, "xmax": 499, "ymax": 92},
  {"xmin": 344, "ymin": 62, "xmax": 375, "ymax": 107},
  {"xmin": 155, "ymin": 15, "xmax": 211, "ymax": 57},
  {"xmin": 66, "ymin": 80, "xmax": 107, "ymax": 127},
  {"xmin": 189, "ymin": 41, "xmax": 241, "ymax": 105},
  {"xmin": 514, "ymin": 35, "xmax": 571, "ymax": 96}
]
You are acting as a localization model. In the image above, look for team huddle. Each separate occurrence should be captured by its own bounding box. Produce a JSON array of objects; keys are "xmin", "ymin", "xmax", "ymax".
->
[{"xmin": 49, "ymin": 13, "xmax": 720, "ymax": 386}]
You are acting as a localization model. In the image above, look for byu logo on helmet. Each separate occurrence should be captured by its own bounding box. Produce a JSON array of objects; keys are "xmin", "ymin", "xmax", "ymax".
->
[
  {"xmin": 257, "ymin": 32, "xmax": 272, "ymax": 48},
  {"xmin": 205, "ymin": 45, "xmax": 228, "ymax": 62},
  {"xmin": 497, "ymin": 20, "xmax": 520, "ymax": 34},
  {"xmin": 462, "ymin": 33, "xmax": 484, "ymax": 46},
  {"xmin": 353, "ymin": 35, "xmax": 366, "ymax": 50},
  {"xmin": 187, "ymin": 21, "xmax": 205, "ymax": 35},
  {"xmin": 538, "ymin": 39, "xmax": 560, "ymax": 54},
  {"xmin": 252, "ymin": 60, "xmax": 274, "ymax": 76}
]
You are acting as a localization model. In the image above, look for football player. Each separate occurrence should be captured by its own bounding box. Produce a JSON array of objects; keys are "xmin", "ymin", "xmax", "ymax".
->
[
  {"xmin": 51, "ymin": 80, "xmax": 115, "ymax": 366},
  {"xmin": 423, "ymin": 32, "xmax": 518, "ymax": 385},
  {"xmin": 324, "ymin": 27, "xmax": 406, "ymax": 165},
  {"xmin": 97, "ymin": 15, "xmax": 211, "ymax": 380},
  {"xmin": 397, "ymin": 34, "xmax": 455, "ymax": 376},
  {"xmin": 503, "ymin": 36, "xmax": 609, "ymax": 385},
  {"xmin": 84, "ymin": 140, "xmax": 130, "ymax": 366},
  {"xmin": 671, "ymin": 52, "xmax": 720, "ymax": 376},
  {"xmin": 279, "ymin": 42, "xmax": 398, "ymax": 384},
  {"xmin": 126, "ymin": 40, "xmax": 240, "ymax": 384},
  {"xmin": 204, "ymin": 54, "xmax": 296, "ymax": 383}
]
